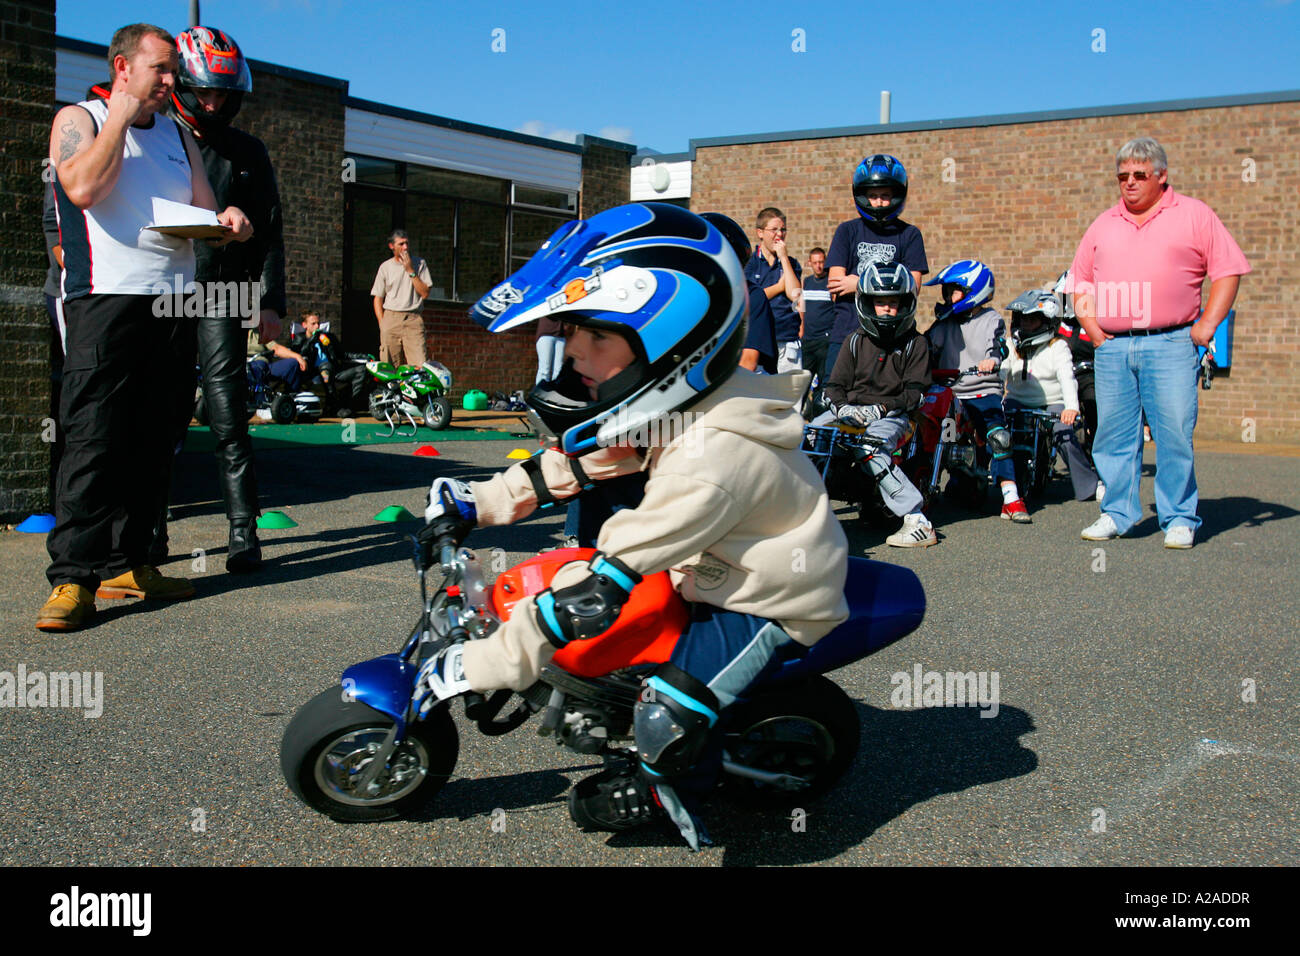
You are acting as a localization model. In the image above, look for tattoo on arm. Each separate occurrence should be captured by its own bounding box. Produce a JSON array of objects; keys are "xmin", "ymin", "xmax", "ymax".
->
[{"xmin": 58, "ymin": 120, "xmax": 82, "ymax": 162}]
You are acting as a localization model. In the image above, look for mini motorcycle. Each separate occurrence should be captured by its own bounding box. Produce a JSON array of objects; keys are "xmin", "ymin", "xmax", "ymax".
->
[
  {"xmin": 1006, "ymin": 406, "xmax": 1074, "ymax": 502},
  {"xmin": 280, "ymin": 520, "xmax": 925, "ymax": 831},
  {"xmin": 366, "ymin": 360, "xmax": 454, "ymax": 436}
]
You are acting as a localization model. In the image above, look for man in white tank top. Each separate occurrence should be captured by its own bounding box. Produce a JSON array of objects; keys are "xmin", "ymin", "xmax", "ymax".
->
[{"xmin": 38, "ymin": 23, "xmax": 253, "ymax": 632}]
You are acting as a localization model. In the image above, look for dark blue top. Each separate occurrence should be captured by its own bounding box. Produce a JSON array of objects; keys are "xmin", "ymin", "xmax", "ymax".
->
[
  {"xmin": 746, "ymin": 248, "xmax": 802, "ymax": 343},
  {"xmin": 802, "ymin": 273, "xmax": 834, "ymax": 339},
  {"xmin": 744, "ymin": 278, "xmax": 777, "ymax": 374},
  {"xmin": 826, "ymin": 217, "xmax": 928, "ymax": 343}
]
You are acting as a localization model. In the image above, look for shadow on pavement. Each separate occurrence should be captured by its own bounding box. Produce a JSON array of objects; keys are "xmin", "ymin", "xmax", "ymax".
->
[
  {"xmin": 712, "ymin": 702, "xmax": 1038, "ymax": 865},
  {"xmin": 1127, "ymin": 494, "xmax": 1300, "ymax": 543},
  {"xmin": 167, "ymin": 444, "xmax": 498, "ymax": 519}
]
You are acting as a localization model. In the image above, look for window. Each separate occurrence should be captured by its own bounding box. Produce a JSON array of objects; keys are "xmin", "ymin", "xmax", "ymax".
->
[
  {"xmin": 352, "ymin": 156, "xmax": 401, "ymax": 186},
  {"xmin": 405, "ymin": 193, "xmax": 455, "ymax": 300},
  {"xmin": 457, "ymin": 202, "xmax": 507, "ymax": 303},
  {"xmin": 344, "ymin": 155, "xmax": 578, "ymax": 302},
  {"xmin": 514, "ymin": 184, "xmax": 577, "ymax": 212},
  {"xmin": 511, "ymin": 210, "xmax": 569, "ymax": 271}
]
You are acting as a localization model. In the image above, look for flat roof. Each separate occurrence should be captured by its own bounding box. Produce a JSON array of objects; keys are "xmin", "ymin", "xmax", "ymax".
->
[{"xmin": 630, "ymin": 89, "xmax": 1300, "ymax": 165}]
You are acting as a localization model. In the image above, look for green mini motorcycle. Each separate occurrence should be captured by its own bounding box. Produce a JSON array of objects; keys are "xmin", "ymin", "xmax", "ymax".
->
[{"xmin": 366, "ymin": 360, "xmax": 454, "ymax": 436}]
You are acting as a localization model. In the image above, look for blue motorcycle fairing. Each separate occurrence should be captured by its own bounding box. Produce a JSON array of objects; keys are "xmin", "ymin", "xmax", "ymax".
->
[
  {"xmin": 342, "ymin": 654, "xmax": 420, "ymax": 738},
  {"xmin": 758, "ymin": 557, "xmax": 925, "ymax": 687}
]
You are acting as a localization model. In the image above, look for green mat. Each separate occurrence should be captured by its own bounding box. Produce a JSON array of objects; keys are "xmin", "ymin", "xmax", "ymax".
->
[{"xmin": 184, "ymin": 422, "xmax": 525, "ymax": 453}]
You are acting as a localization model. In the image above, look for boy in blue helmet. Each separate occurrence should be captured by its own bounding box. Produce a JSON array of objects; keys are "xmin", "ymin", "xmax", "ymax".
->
[
  {"xmin": 825, "ymin": 155, "xmax": 929, "ymax": 383},
  {"xmin": 924, "ymin": 260, "xmax": 1030, "ymax": 522},
  {"xmin": 417, "ymin": 203, "xmax": 850, "ymax": 850}
]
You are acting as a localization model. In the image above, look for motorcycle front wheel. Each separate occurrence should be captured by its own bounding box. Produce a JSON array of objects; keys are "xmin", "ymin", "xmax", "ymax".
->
[
  {"xmin": 722, "ymin": 675, "xmax": 860, "ymax": 807},
  {"xmin": 280, "ymin": 687, "xmax": 459, "ymax": 822},
  {"xmin": 423, "ymin": 395, "xmax": 452, "ymax": 431}
]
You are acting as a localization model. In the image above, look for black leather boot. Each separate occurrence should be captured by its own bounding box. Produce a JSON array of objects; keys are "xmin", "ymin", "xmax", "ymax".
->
[{"xmin": 226, "ymin": 519, "xmax": 262, "ymax": 573}]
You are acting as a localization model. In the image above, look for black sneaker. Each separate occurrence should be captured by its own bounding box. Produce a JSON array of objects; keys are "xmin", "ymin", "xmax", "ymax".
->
[{"xmin": 567, "ymin": 766, "xmax": 663, "ymax": 832}]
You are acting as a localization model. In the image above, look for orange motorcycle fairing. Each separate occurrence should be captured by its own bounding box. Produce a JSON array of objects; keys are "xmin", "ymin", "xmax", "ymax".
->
[{"xmin": 488, "ymin": 548, "xmax": 690, "ymax": 677}]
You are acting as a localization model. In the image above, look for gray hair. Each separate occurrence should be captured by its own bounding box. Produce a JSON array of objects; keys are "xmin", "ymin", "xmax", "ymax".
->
[
  {"xmin": 387, "ymin": 229, "xmax": 409, "ymax": 245},
  {"xmin": 1115, "ymin": 137, "xmax": 1168, "ymax": 174}
]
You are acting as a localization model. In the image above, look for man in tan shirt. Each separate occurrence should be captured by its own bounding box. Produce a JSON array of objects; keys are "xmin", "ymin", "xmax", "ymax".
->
[{"xmin": 370, "ymin": 229, "xmax": 431, "ymax": 367}]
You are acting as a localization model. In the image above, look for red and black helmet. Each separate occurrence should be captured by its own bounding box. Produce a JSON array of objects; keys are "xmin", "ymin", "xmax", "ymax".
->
[{"xmin": 172, "ymin": 26, "xmax": 252, "ymax": 130}]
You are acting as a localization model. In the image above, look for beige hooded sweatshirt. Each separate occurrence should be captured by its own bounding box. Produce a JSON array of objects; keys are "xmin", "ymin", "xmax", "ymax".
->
[{"xmin": 461, "ymin": 369, "xmax": 850, "ymax": 692}]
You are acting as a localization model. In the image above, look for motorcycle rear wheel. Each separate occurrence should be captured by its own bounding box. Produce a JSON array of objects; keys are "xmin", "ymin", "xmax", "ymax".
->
[
  {"xmin": 722, "ymin": 675, "xmax": 860, "ymax": 807},
  {"xmin": 280, "ymin": 686, "xmax": 458, "ymax": 822}
]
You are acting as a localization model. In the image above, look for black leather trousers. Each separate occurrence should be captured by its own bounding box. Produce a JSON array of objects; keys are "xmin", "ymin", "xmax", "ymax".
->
[{"xmin": 198, "ymin": 315, "xmax": 259, "ymax": 523}]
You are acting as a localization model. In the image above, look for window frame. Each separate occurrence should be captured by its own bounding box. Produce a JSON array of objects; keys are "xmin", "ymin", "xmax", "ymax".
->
[{"xmin": 343, "ymin": 154, "xmax": 577, "ymax": 303}]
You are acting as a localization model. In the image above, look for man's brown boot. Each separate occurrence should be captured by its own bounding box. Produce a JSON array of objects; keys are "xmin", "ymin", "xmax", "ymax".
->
[
  {"xmin": 97, "ymin": 565, "xmax": 195, "ymax": 601},
  {"xmin": 36, "ymin": 584, "xmax": 96, "ymax": 632}
]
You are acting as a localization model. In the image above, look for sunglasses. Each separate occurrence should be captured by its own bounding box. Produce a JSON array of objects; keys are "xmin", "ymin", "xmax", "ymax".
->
[{"xmin": 1116, "ymin": 171, "xmax": 1158, "ymax": 183}]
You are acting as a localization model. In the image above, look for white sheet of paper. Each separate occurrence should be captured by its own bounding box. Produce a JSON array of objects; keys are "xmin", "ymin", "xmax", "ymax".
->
[{"xmin": 147, "ymin": 197, "xmax": 219, "ymax": 228}]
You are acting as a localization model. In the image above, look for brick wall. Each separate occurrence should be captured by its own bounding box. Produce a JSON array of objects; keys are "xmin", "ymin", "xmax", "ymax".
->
[
  {"xmin": 237, "ymin": 67, "xmax": 346, "ymax": 329},
  {"xmin": 0, "ymin": 0, "xmax": 54, "ymax": 521},
  {"xmin": 690, "ymin": 101, "xmax": 1300, "ymax": 444},
  {"xmin": 422, "ymin": 303, "xmax": 536, "ymax": 400},
  {"xmin": 580, "ymin": 138, "xmax": 634, "ymax": 217}
]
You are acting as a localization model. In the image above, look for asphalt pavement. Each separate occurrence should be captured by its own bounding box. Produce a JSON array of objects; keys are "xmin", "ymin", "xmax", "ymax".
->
[{"xmin": 2, "ymin": 430, "xmax": 1296, "ymax": 867}]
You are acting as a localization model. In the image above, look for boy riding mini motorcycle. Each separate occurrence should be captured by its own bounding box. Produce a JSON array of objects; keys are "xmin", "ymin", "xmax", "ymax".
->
[
  {"xmin": 417, "ymin": 204, "xmax": 850, "ymax": 848},
  {"xmin": 281, "ymin": 205, "xmax": 929, "ymax": 851}
]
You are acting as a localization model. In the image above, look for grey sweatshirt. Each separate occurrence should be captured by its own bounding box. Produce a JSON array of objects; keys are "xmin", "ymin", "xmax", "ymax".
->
[{"xmin": 926, "ymin": 306, "xmax": 1005, "ymax": 399}]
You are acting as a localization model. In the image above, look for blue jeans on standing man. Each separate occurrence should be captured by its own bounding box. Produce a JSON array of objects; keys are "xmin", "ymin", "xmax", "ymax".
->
[{"xmin": 1092, "ymin": 325, "xmax": 1200, "ymax": 534}]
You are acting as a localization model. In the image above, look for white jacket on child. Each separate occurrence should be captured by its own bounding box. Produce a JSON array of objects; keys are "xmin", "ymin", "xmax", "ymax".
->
[{"xmin": 999, "ymin": 338, "xmax": 1079, "ymax": 410}]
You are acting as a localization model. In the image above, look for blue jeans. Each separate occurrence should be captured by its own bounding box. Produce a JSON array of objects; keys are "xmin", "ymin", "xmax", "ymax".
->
[
  {"xmin": 959, "ymin": 394, "xmax": 1016, "ymax": 483},
  {"xmin": 1093, "ymin": 326, "xmax": 1200, "ymax": 533},
  {"xmin": 536, "ymin": 335, "xmax": 565, "ymax": 384}
]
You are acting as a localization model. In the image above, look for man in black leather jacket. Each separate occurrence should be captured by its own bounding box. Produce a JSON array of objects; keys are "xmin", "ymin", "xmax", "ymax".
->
[{"xmin": 163, "ymin": 25, "xmax": 286, "ymax": 572}]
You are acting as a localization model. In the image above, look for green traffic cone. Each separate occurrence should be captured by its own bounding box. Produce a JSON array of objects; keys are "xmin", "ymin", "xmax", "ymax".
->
[
  {"xmin": 257, "ymin": 511, "xmax": 298, "ymax": 529},
  {"xmin": 374, "ymin": 505, "xmax": 416, "ymax": 522}
]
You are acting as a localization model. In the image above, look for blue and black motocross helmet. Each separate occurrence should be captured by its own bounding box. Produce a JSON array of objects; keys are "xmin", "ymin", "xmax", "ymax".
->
[
  {"xmin": 852, "ymin": 154, "xmax": 909, "ymax": 222},
  {"xmin": 468, "ymin": 203, "xmax": 748, "ymax": 456},
  {"xmin": 924, "ymin": 259, "xmax": 995, "ymax": 322}
]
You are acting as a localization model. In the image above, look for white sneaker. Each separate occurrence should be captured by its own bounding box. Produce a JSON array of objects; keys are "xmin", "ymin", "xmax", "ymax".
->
[
  {"xmin": 887, "ymin": 513, "xmax": 937, "ymax": 548},
  {"xmin": 1081, "ymin": 513, "xmax": 1120, "ymax": 541},
  {"xmin": 1164, "ymin": 526, "xmax": 1194, "ymax": 549}
]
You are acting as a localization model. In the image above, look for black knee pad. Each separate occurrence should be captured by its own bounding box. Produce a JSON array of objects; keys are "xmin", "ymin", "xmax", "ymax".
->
[{"xmin": 634, "ymin": 663, "xmax": 719, "ymax": 780}]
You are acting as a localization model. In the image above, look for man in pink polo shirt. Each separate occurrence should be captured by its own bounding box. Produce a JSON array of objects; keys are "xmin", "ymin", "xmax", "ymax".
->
[{"xmin": 1071, "ymin": 137, "xmax": 1249, "ymax": 549}]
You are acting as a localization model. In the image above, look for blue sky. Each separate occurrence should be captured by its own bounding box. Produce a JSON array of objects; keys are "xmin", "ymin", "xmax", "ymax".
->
[{"xmin": 57, "ymin": 0, "xmax": 1300, "ymax": 153}]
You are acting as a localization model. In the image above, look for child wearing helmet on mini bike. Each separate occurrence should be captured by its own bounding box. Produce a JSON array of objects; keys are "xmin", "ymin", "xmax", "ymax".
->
[
  {"xmin": 924, "ymin": 260, "xmax": 1030, "ymax": 522},
  {"xmin": 1000, "ymin": 290, "xmax": 1099, "ymax": 502},
  {"xmin": 416, "ymin": 204, "xmax": 850, "ymax": 851},
  {"xmin": 818, "ymin": 262, "xmax": 935, "ymax": 547}
]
